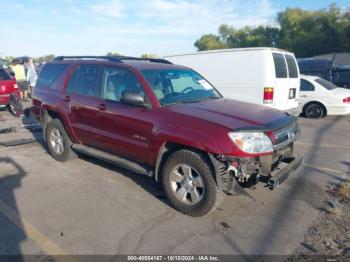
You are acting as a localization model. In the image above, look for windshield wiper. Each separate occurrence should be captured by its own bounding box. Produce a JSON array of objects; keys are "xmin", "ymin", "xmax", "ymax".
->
[{"xmin": 182, "ymin": 96, "xmax": 220, "ymax": 103}]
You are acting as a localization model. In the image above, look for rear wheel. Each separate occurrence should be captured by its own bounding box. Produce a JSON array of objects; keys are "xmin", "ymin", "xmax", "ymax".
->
[
  {"xmin": 46, "ymin": 119, "xmax": 76, "ymax": 162},
  {"xmin": 304, "ymin": 103, "xmax": 326, "ymax": 118},
  {"xmin": 162, "ymin": 150, "xmax": 223, "ymax": 217}
]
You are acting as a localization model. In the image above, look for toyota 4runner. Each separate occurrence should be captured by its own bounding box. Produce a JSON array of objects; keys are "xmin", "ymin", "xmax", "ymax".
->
[{"xmin": 31, "ymin": 56, "xmax": 302, "ymax": 216}]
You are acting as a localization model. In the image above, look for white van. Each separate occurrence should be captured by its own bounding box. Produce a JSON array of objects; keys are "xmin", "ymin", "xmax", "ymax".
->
[{"xmin": 165, "ymin": 48, "xmax": 301, "ymax": 115}]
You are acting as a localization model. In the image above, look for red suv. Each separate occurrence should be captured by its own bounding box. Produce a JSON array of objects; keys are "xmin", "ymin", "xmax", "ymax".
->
[
  {"xmin": 0, "ymin": 68, "xmax": 19, "ymax": 114},
  {"xmin": 31, "ymin": 56, "xmax": 302, "ymax": 216}
]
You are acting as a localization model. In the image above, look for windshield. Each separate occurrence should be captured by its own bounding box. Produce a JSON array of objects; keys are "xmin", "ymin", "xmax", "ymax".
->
[
  {"xmin": 315, "ymin": 78, "xmax": 338, "ymax": 90},
  {"xmin": 141, "ymin": 69, "xmax": 221, "ymax": 106}
]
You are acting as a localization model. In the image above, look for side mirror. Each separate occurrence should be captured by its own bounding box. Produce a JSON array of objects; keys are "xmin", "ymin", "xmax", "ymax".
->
[{"xmin": 121, "ymin": 91, "xmax": 146, "ymax": 107}]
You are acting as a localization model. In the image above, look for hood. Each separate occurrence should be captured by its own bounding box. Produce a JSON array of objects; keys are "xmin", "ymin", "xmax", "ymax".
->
[{"xmin": 168, "ymin": 98, "xmax": 295, "ymax": 131}]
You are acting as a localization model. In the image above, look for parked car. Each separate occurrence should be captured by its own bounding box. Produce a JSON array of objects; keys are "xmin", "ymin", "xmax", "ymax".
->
[
  {"xmin": 299, "ymin": 75, "xmax": 350, "ymax": 118},
  {"xmin": 0, "ymin": 67, "xmax": 20, "ymax": 115},
  {"xmin": 165, "ymin": 48, "xmax": 301, "ymax": 115},
  {"xmin": 298, "ymin": 58, "xmax": 350, "ymax": 89},
  {"xmin": 32, "ymin": 56, "xmax": 302, "ymax": 216}
]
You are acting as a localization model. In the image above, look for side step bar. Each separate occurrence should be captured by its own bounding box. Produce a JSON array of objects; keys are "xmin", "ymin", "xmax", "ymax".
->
[{"xmin": 72, "ymin": 144, "xmax": 153, "ymax": 177}]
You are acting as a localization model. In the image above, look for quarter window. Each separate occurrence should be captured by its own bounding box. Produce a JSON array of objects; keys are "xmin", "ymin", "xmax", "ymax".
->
[
  {"xmin": 300, "ymin": 79, "xmax": 315, "ymax": 91},
  {"xmin": 273, "ymin": 53, "xmax": 288, "ymax": 78},
  {"xmin": 36, "ymin": 64, "xmax": 67, "ymax": 89}
]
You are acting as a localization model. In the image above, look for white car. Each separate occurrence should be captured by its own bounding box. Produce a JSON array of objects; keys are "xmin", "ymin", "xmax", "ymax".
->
[{"xmin": 300, "ymin": 74, "xmax": 350, "ymax": 118}]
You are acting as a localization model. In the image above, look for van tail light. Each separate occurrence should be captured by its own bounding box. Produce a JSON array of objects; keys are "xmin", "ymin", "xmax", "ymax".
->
[
  {"xmin": 343, "ymin": 97, "xmax": 350, "ymax": 103},
  {"xmin": 263, "ymin": 87, "xmax": 274, "ymax": 104},
  {"xmin": 14, "ymin": 83, "xmax": 18, "ymax": 89}
]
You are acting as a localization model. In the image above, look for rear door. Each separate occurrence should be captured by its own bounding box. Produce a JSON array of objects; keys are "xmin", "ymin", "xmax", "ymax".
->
[
  {"xmin": 0, "ymin": 69, "xmax": 17, "ymax": 104},
  {"xmin": 272, "ymin": 52, "xmax": 300, "ymax": 111},
  {"xmin": 64, "ymin": 64, "xmax": 104, "ymax": 147}
]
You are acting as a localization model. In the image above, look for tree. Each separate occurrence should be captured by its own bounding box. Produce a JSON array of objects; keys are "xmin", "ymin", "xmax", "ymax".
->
[
  {"xmin": 140, "ymin": 54, "xmax": 158, "ymax": 58},
  {"xmin": 106, "ymin": 52, "xmax": 121, "ymax": 56},
  {"xmin": 194, "ymin": 4, "xmax": 350, "ymax": 57},
  {"xmin": 194, "ymin": 34, "xmax": 226, "ymax": 51}
]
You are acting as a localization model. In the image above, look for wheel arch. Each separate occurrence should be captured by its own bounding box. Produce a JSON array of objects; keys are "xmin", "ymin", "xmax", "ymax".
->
[{"xmin": 302, "ymin": 101, "xmax": 328, "ymax": 117}]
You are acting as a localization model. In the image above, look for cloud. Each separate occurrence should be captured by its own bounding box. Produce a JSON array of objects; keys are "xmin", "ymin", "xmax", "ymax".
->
[{"xmin": 90, "ymin": 0, "xmax": 124, "ymax": 17}]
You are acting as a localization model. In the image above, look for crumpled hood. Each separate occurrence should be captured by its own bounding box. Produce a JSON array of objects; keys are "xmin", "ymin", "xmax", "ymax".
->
[{"xmin": 168, "ymin": 98, "xmax": 296, "ymax": 131}]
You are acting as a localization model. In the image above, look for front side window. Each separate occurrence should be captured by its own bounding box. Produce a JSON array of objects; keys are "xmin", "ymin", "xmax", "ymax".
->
[
  {"xmin": 66, "ymin": 65, "xmax": 102, "ymax": 97},
  {"xmin": 300, "ymin": 79, "xmax": 315, "ymax": 91},
  {"xmin": 285, "ymin": 54, "xmax": 299, "ymax": 78},
  {"xmin": 273, "ymin": 53, "xmax": 287, "ymax": 78},
  {"xmin": 315, "ymin": 78, "xmax": 338, "ymax": 90},
  {"xmin": 141, "ymin": 69, "xmax": 221, "ymax": 106},
  {"xmin": 102, "ymin": 67, "xmax": 144, "ymax": 102}
]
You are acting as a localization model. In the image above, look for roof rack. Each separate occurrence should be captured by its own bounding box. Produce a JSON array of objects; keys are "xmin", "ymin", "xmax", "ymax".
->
[
  {"xmin": 52, "ymin": 55, "xmax": 173, "ymax": 64},
  {"xmin": 115, "ymin": 56, "xmax": 173, "ymax": 64},
  {"xmin": 53, "ymin": 56, "xmax": 122, "ymax": 63}
]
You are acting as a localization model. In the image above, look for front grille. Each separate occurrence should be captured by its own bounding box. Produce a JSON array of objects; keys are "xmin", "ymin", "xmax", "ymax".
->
[{"xmin": 274, "ymin": 122, "xmax": 299, "ymax": 150}]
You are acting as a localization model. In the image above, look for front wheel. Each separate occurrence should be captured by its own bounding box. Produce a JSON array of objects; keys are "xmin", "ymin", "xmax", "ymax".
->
[{"xmin": 162, "ymin": 150, "xmax": 223, "ymax": 217}]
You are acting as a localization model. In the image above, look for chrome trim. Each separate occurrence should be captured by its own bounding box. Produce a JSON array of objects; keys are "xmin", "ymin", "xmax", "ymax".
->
[{"xmin": 274, "ymin": 123, "xmax": 300, "ymax": 150}]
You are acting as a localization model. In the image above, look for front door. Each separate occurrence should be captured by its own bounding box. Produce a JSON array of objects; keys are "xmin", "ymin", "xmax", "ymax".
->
[{"xmin": 94, "ymin": 66, "xmax": 155, "ymax": 163}]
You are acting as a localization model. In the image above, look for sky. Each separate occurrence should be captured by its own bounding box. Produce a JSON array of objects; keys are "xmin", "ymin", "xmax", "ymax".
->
[{"xmin": 0, "ymin": 0, "xmax": 349, "ymax": 58}]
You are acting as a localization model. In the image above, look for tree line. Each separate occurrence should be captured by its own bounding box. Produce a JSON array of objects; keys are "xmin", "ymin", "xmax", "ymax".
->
[{"xmin": 194, "ymin": 4, "xmax": 350, "ymax": 58}]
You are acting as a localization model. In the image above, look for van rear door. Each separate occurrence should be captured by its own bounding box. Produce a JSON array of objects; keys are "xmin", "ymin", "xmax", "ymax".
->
[{"xmin": 271, "ymin": 52, "xmax": 300, "ymax": 111}]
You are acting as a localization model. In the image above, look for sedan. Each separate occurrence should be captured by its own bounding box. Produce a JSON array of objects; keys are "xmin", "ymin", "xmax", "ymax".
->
[{"xmin": 299, "ymin": 74, "xmax": 350, "ymax": 118}]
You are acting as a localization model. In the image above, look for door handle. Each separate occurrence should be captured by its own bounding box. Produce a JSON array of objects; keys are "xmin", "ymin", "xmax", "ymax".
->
[
  {"xmin": 97, "ymin": 103, "xmax": 106, "ymax": 111},
  {"xmin": 301, "ymin": 95, "xmax": 307, "ymax": 98},
  {"xmin": 63, "ymin": 95, "xmax": 71, "ymax": 102}
]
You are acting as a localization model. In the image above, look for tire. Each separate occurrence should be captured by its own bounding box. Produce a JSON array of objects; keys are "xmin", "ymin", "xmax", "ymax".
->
[
  {"xmin": 46, "ymin": 119, "xmax": 76, "ymax": 162},
  {"xmin": 162, "ymin": 149, "xmax": 224, "ymax": 217},
  {"xmin": 304, "ymin": 103, "xmax": 326, "ymax": 119}
]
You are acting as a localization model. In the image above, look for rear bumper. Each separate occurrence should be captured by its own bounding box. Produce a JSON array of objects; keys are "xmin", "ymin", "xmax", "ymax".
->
[
  {"xmin": 0, "ymin": 94, "xmax": 10, "ymax": 105},
  {"xmin": 267, "ymin": 156, "xmax": 303, "ymax": 190}
]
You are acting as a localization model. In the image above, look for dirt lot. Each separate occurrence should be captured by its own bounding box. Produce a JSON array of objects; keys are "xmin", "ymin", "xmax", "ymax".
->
[{"xmin": 0, "ymin": 105, "xmax": 349, "ymax": 258}]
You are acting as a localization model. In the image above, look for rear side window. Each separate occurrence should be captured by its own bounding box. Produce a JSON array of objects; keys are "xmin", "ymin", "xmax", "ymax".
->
[
  {"xmin": 273, "ymin": 53, "xmax": 287, "ymax": 78},
  {"xmin": 0, "ymin": 69, "xmax": 11, "ymax": 80},
  {"xmin": 65, "ymin": 65, "xmax": 102, "ymax": 97},
  {"xmin": 300, "ymin": 79, "xmax": 315, "ymax": 91},
  {"xmin": 315, "ymin": 78, "xmax": 338, "ymax": 90},
  {"xmin": 285, "ymin": 55, "xmax": 298, "ymax": 78},
  {"xmin": 36, "ymin": 64, "xmax": 67, "ymax": 89}
]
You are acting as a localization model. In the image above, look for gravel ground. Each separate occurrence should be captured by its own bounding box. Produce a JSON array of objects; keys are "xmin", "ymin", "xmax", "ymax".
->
[{"xmin": 291, "ymin": 181, "xmax": 350, "ymax": 261}]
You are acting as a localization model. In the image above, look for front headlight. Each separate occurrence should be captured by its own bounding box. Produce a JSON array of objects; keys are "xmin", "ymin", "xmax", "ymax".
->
[{"xmin": 228, "ymin": 132, "xmax": 274, "ymax": 154}]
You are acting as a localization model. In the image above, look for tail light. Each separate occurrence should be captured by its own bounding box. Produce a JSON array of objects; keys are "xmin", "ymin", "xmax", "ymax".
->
[
  {"xmin": 14, "ymin": 83, "xmax": 18, "ymax": 89},
  {"xmin": 343, "ymin": 97, "xmax": 350, "ymax": 103},
  {"xmin": 0, "ymin": 85, "xmax": 6, "ymax": 92},
  {"xmin": 263, "ymin": 87, "xmax": 274, "ymax": 104}
]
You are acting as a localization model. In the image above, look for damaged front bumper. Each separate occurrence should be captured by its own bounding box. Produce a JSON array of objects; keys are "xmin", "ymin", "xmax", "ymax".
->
[{"xmin": 265, "ymin": 155, "xmax": 303, "ymax": 190}]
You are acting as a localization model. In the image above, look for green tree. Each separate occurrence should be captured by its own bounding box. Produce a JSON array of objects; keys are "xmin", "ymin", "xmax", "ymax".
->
[
  {"xmin": 194, "ymin": 4, "xmax": 350, "ymax": 57},
  {"xmin": 106, "ymin": 52, "xmax": 121, "ymax": 56},
  {"xmin": 140, "ymin": 54, "xmax": 158, "ymax": 58}
]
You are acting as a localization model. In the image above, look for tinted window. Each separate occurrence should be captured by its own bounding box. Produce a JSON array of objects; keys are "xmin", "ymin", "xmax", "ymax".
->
[
  {"xmin": 315, "ymin": 78, "xmax": 338, "ymax": 90},
  {"xmin": 36, "ymin": 64, "xmax": 67, "ymax": 89},
  {"xmin": 273, "ymin": 53, "xmax": 287, "ymax": 78},
  {"xmin": 102, "ymin": 67, "xmax": 144, "ymax": 102},
  {"xmin": 0, "ymin": 69, "xmax": 11, "ymax": 80},
  {"xmin": 67, "ymin": 65, "xmax": 102, "ymax": 97},
  {"xmin": 285, "ymin": 55, "xmax": 298, "ymax": 78},
  {"xmin": 300, "ymin": 79, "xmax": 315, "ymax": 91}
]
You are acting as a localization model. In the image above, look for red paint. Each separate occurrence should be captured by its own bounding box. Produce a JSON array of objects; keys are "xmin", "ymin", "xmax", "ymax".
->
[{"xmin": 32, "ymin": 60, "xmax": 297, "ymax": 167}]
